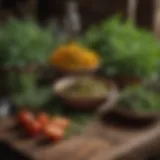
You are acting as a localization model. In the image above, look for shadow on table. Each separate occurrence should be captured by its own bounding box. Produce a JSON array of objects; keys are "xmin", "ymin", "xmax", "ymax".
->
[{"xmin": 0, "ymin": 141, "xmax": 29, "ymax": 160}]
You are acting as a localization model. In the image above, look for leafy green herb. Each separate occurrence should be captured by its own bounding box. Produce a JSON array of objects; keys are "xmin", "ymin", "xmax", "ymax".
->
[
  {"xmin": 13, "ymin": 87, "xmax": 97, "ymax": 138},
  {"xmin": 11, "ymin": 72, "xmax": 53, "ymax": 110},
  {"xmin": 65, "ymin": 113, "xmax": 97, "ymax": 138},
  {"xmin": 0, "ymin": 18, "xmax": 61, "ymax": 95},
  {"xmin": 82, "ymin": 16, "xmax": 160, "ymax": 78},
  {"xmin": 119, "ymin": 86, "xmax": 160, "ymax": 112},
  {"xmin": 0, "ymin": 18, "xmax": 59, "ymax": 68}
]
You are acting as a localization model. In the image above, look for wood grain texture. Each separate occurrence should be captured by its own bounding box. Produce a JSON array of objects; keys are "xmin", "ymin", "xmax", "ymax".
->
[
  {"xmin": 0, "ymin": 117, "xmax": 160, "ymax": 160},
  {"xmin": 84, "ymin": 121, "xmax": 160, "ymax": 160},
  {"xmin": 36, "ymin": 137, "xmax": 111, "ymax": 160}
]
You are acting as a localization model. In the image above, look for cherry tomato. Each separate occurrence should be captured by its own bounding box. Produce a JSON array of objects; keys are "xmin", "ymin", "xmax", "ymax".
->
[
  {"xmin": 36, "ymin": 113, "xmax": 49, "ymax": 127},
  {"xmin": 25, "ymin": 120, "xmax": 41, "ymax": 137},
  {"xmin": 43, "ymin": 124, "xmax": 64, "ymax": 141},
  {"xmin": 52, "ymin": 117, "xmax": 70, "ymax": 129},
  {"xmin": 17, "ymin": 110, "xmax": 34, "ymax": 126}
]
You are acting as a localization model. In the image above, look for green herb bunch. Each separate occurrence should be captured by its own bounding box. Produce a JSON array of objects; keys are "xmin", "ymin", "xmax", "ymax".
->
[
  {"xmin": 0, "ymin": 18, "xmax": 59, "ymax": 68},
  {"xmin": 0, "ymin": 19, "xmax": 60, "ymax": 95},
  {"xmin": 119, "ymin": 86, "xmax": 160, "ymax": 113},
  {"xmin": 11, "ymin": 72, "xmax": 53, "ymax": 109},
  {"xmin": 82, "ymin": 16, "xmax": 160, "ymax": 78}
]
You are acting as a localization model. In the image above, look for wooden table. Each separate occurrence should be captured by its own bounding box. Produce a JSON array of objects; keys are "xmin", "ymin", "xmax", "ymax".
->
[{"xmin": 1, "ymin": 117, "xmax": 160, "ymax": 160}]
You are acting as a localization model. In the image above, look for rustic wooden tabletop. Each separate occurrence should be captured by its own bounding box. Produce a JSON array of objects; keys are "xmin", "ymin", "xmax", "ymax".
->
[{"xmin": 1, "ymin": 116, "xmax": 160, "ymax": 160}]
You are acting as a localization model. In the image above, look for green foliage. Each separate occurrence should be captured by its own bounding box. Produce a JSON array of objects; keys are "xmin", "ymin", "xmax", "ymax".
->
[
  {"xmin": 0, "ymin": 19, "xmax": 59, "ymax": 68},
  {"xmin": 65, "ymin": 113, "xmax": 97, "ymax": 138},
  {"xmin": 41, "ymin": 96, "xmax": 97, "ymax": 138},
  {"xmin": 13, "ymin": 83, "xmax": 97, "ymax": 138},
  {"xmin": 119, "ymin": 86, "xmax": 160, "ymax": 112},
  {"xmin": 12, "ymin": 73, "xmax": 53, "ymax": 109},
  {"xmin": 82, "ymin": 16, "xmax": 160, "ymax": 78}
]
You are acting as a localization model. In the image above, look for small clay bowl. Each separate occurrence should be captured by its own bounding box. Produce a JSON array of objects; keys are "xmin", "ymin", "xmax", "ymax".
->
[{"xmin": 53, "ymin": 76, "xmax": 117, "ymax": 110}]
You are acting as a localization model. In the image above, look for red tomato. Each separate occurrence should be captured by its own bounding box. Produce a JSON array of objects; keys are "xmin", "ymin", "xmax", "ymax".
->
[
  {"xmin": 36, "ymin": 113, "xmax": 49, "ymax": 127},
  {"xmin": 17, "ymin": 110, "xmax": 34, "ymax": 126},
  {"xmin": 52, "ymin": 117, "xmax": 70, "ymax": 129},
  {"xmin": 25, "ymin": 120, "xmax": 41, "ymax": 137},
  {"xmin": 43, "ymin": 124, "xmax": 64, "ymax": 142}
]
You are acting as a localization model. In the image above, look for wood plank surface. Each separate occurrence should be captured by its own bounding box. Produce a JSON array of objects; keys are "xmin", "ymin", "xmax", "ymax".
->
[
  {"xmin": 0, "ymin": 117, "xmax": 160, "ymax": 160},
  {"xmin": 82, "ymin": 120, "xmax": 160, "ymax": 160}
]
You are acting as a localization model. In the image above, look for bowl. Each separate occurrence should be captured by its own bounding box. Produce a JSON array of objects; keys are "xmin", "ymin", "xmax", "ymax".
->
[
  {"xmin": 52, "ymin": 76, "xmax": 117, "ymax": 110},
  {"xmin": 101, "ymin": 107, "xmax": 158, "ymax": 129},
  {"xmin": 114, "ymin": 107, "xmax": 160, "ymax": 121}
]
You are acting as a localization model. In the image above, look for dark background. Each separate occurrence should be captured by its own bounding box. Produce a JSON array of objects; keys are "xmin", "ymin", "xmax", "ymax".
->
[{"xmin": 0, "ymin": 0, "xmax": 156, "ymax": 31}]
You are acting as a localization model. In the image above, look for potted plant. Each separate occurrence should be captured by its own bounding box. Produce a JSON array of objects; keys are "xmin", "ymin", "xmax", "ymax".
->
[
  {"xmin": 0, "ymin": 18, "xmax": 59, "ymax": 95},
  {"xmin": 82, "ymin": 16, "xmax": 160, "ymax": 88}
]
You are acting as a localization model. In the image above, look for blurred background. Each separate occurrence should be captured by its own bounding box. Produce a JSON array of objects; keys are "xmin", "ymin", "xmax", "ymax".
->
[
  {"xmin": 0, "ymin": 1, "xmax": 160, "ymax": 160},
  {"xmin": 0, "ymin": 0, "xmax": 159, "ymax": 33}
]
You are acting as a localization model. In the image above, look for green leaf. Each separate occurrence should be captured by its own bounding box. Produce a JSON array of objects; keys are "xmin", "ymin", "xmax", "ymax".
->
[
  {"xmin": 81, "ymin": 15, "xmax": 160, "ymax": 78},
  {"xmin": 0, "ymin": 18, "xmax": 60, "ymax": 67}
]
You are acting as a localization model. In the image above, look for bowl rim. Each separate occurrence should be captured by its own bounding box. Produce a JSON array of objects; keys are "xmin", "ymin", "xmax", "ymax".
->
[
  {"xmin": 112, "ymin": 106, "xmax": 160, "ymax": 120},
  {"xmin": 52, "ymin": 76, "xmax": 117, "ymax": 101}
]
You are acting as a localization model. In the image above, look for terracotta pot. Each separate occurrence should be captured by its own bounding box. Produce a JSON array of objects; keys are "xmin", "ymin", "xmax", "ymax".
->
[
  {"xmin": 113, "ymin": 76, "xmax": 142, "ymax": 89},
  {"xmin": 53, "ymin": 76, "xmax": 117, "ymax": 111}
]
